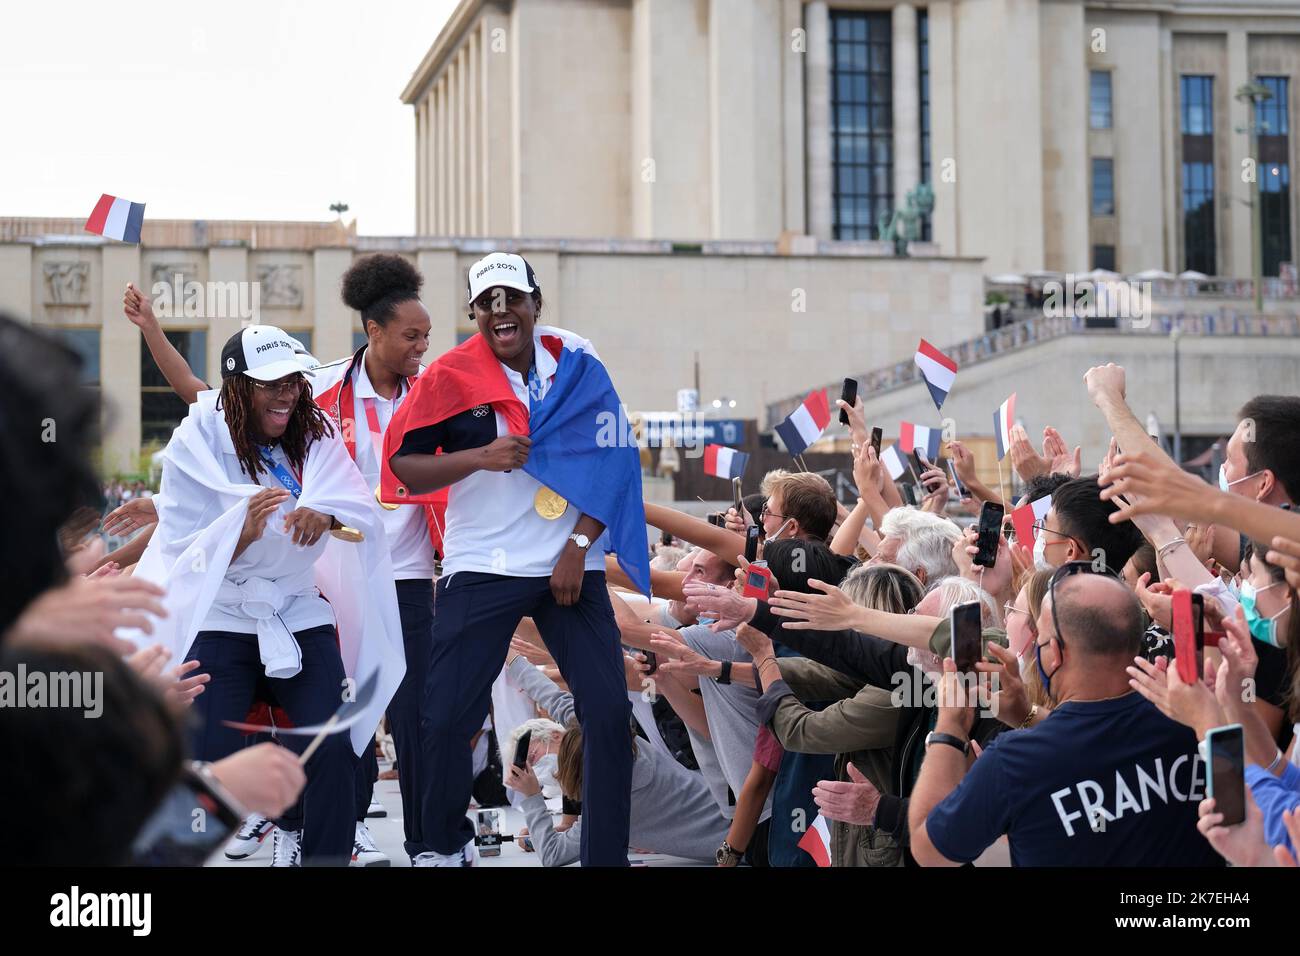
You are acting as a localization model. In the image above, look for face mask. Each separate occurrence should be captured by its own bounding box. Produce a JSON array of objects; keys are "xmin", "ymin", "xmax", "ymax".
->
[
  {"xmin": 1220, "ymin": 464, "xmax": 1263, "ymax": 493},
  {"xmin": 532, "ymin": 754, "xmax": 560, "ymax": 796},
  {"xmin": 1033, "ymin": 532, "xmax": 1051, "ymax": 571},
  {"xmin": 1239, "ymin": 580, "xmax": 1289, "ymax": 647},
  {"xmin": 1034, "ymin": 639, "xmax": 1060, "ymax": 704}
]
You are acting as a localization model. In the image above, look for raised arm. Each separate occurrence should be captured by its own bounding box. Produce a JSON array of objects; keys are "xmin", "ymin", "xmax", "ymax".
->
[
  {"xmin": 643, "ymin": 502, "xmax": 746, "ymax": 565},
  {"xmin": 124, "ymin": 283, "xmax": 208, "ymax": 404}
]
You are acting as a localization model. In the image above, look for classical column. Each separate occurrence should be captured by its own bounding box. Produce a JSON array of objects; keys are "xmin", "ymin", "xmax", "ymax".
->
[
  {"xmin": 892, "ymin": 2, "xmax": 920, "ymax": 206},
  {"xmin": 805, "ymin": 0, "xmax": 832, "ymax": 240}
]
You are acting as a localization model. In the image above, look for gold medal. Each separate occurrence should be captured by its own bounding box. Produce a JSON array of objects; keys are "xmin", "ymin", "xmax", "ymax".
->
[
  {"xmin": 375, "ymin": 485, "xmax": 400, "ymax": 511},
  {"xmin": 533, "ymin": 486, "xmax": 568, "ymax": 520},
  {"xmin": 330, "ymin": 525, "xmax": 364, "ymax": 543}
]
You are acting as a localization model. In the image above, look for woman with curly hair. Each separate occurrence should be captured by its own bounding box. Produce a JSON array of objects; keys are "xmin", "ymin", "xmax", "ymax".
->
[{"xmin": 123, "ymin": 324, "xmax": 405, "ymax": 866}]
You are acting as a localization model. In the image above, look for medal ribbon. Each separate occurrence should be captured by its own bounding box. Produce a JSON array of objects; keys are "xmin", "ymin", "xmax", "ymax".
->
[{"xmin": 258, "ymin": 446, "xmax": 303, "ymax": 498}]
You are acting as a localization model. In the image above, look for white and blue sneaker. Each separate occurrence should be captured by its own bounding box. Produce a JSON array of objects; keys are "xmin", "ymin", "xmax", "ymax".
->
[
  {"xmin": 270, "ymin": 828, "xmax": 302, "ymax": 868},
  {"xmin": 351, "ymin": 822, "xmax": 390, "ymax": 867}
]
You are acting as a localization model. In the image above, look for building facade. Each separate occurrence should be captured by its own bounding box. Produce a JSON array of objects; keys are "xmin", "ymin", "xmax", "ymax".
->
[{"xmin": 403, "ymin": 0, "xmax": 1300, "ymax": 277}]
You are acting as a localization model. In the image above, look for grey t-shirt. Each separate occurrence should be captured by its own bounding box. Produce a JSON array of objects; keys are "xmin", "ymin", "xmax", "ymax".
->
[{"xmin": 678, "ymin": 623, "xmax": 772, "ymax": 824}]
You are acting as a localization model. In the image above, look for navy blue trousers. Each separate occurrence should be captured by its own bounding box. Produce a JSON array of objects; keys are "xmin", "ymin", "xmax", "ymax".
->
[
  {"xmin": 185, "ymin": 625, "xmax": 356, "ymax": 866},
  {"xmin": 416, "ymin": 570, "xmax": 632, "ymax": 865}
]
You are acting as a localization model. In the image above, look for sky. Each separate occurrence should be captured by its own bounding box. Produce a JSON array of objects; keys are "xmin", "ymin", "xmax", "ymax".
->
[{"xmin": 0, "ymin": 0, "xmax": 458, "ymax": 236}]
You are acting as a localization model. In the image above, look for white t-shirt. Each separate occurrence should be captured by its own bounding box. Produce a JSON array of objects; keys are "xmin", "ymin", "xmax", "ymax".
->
[
  {"xmin": 347, "ymin": 360, "xmax": 438, "ymax": 580},
  {"xmin": 420, "ymin": 326, "xmax": 607, "ymax": 580},
  {"xmin": 200, "ymin": 442, "xmax": 336, "ymax": 636}
]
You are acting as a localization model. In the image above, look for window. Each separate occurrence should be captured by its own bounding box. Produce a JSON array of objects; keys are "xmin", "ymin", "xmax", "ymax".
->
[
  {"xmin": 917, "ymin": 9, "xmax": 931, "ymax": 242},
  {"xmin": 54, "ymin": 328, "xmax": 100, "ymax": 387},
  {"xmin": 1092, "ymin": 244, "xmax": 1116, "ymax": 272},
  {"xmin": 830, "ymin": 11, "xmax": 892, "ymax": 240},
  {"xmin": 1091, "ymin": 158, "xmax": 1114, "ymax": 216},
  {"xmin": 285, "ymin": 330, "xmax": 312, "ymax": 356},
  {"xmin": 1180, "ymin": 75, "xmax": 1213, "ymax": 135},
  {"xmin": 1180, "ymin": 76, "xmax": 1216, "ymax": 274},
  {"xmin": 1089, "ymin": 72, "xmax": 1112, "ymax": 129},
  {"xmin": 141, "ymin": 330, "xmax": 206, "ymax": 444},
  {"xmin": 1256, "ymin": 76, "xmax": 1292, "ymax": 277}
]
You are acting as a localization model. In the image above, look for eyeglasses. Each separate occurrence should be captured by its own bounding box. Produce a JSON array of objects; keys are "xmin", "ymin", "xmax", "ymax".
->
[
  {"xmin": 760, "ymin": 505, "xmax": 788, "ymax": 521},
  {"xmin": 252, "ymin": 374, "xmax": 305, "ymax": 397}
]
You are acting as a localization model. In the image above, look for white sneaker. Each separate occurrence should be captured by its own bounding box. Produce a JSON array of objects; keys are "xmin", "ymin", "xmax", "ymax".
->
[
  {"xmin": 412, "ymin": 839, "xmax": 478, "ymax": 868},
  {"xmin": 350, "ymin": 822, "xmax": 390, "ymax": 867},
  {"xmin": 365, "ymin": 798, "xmax": 387, "ymax": 819},
  {"xmin": 271, "ymin": 828, "xmax": 302, "ymax": 868},
  {"xmin": 225, "ymin": 814, "xmax": 276, "ymax": 860}
]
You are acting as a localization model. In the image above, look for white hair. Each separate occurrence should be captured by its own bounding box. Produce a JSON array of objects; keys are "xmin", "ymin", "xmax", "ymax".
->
[
  {"xmin": 924, "ymin": 575, "xmax": 1002, "ymax": 628},
  {"xmin": 650, "ymin": 545, "xmax": 689, "ymax": 572},
  {"xmin": 500, "ymin": 717, "xmax": 565, "ymax": 767},
  {"xmin": 879, "ymin": 507, "xmax": 962, "ymax": 585}
]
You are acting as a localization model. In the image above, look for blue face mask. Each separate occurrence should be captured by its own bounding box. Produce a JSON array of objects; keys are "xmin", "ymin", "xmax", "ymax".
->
[
  {"xmin": 1035, "ymin": 638, "xmax": 1060, "ymax": 703},
  {"xmin": 1220, "ymin": 464, "xmax": 1264, "ymax": 493},
  {"xmin": 1239, "ymin": 580, "xmax": 1289, "ymax": 647}
]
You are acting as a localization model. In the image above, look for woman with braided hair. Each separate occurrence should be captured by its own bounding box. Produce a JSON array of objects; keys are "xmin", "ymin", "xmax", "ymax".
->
[{"xmin": 120, "ymin": 324, "xmax": 406, "ymax": 867}]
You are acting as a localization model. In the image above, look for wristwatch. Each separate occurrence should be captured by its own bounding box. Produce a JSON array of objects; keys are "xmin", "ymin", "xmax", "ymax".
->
[
  {"xmin": 715, "ymin": 660, "xmax": 733, "ymax": 685},
  {"xmin": 924, "ymin": 731, "xmax": 969, "ymax": 755},
  {"xmin": 715, "ymin": 840, "xmax": 744, "ymax": 866},
  {"xmin": 568, "ymin": 532, "xmax": 592, "ymax": 550}
]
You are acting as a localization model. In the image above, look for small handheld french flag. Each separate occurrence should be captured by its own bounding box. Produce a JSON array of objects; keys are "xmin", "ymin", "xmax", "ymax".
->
[
  {"xmin": 703, "ymin": 444, "xmax": 749, "ymax": 480},
  {"xmin": 898, "ymin": 421, "xmax": 942, "ymax": 462},
  {"xmin": 914, "ymin": 338, "xmax": 958, "ymax": 411},
  {"xmin": 797, "ymin": 813, "xmax": 833, "ymax": 867},
  {"xmin": 994, "ymin": 393, "xmax": 1017, "ymax": 460},
  {"xmin": 85, "ymin": 193, "xmax": 145, "ymax": 244},
  {"xmin": 1011, "ymin": 493, "xmax": 1053, "ymax": 549},
  {"xmin": 775, "ymin": 389, "xmax": 831, "ymax": 457},
  {"xmin": 880, "ymin": 444, "xmax": 908, "ymax": 481}
]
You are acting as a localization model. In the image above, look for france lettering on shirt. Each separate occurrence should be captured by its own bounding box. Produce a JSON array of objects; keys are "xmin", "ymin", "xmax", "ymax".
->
[{"xmin": 1048, "ymin": 752, "xmax": 1206, "ymax": 837}]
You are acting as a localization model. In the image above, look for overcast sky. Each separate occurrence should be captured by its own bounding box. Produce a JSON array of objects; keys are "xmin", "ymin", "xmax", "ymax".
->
[{"xmin": 0, "ymin": 0, "xmax": 458, "ymax": 236}]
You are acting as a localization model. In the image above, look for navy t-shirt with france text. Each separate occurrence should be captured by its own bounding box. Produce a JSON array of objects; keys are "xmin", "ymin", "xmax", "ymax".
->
[{"xmin": 925, "ymin": 692, "xmax": 1224, "ymax": 867}]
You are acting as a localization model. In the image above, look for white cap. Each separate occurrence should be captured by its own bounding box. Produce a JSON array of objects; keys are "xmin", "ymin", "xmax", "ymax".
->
[
  {"xmin": 466, "ymin": 252, "xmax": 538, "ymax": 304},
  {"xmin": 220, "ymin": 325, "xmax": 316, "ymax": 382}
]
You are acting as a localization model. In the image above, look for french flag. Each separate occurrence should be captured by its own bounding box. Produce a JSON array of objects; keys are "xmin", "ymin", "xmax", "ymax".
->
[
  {"xmin": 703, "ymin": 444, "xmax": 749, "ymax": 480},
  {"xmin": 994, "ymin": 393, "xmax": 1017, "ymax": 460},
  {"xmin": 797, "ymin": 813, "xmax": 833, "ymax": 867},
  {"xmin": 85, "ymin": 193, "xmax": 146, "ymax": 244},
  {"xmin": 775, "ymin": 389, "xmax": 831, "ymax": 457},
  {"xmin": 914, "ymin": 338, "xmax": 958, "ymax": 411},
  {"xmin": 880, "ymin": 444, "xmax": 908, "ymax": 481},
  {"xmin": 898, "ymin": 421, "xmax": 942, "ymax": 462},
  {"xmin": 1011, "ymin": 493, "xmax": 1053, "ymax": 551}
]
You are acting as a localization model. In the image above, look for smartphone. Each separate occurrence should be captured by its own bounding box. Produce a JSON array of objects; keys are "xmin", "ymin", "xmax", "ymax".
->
[
  {"xmin": 1205, "ymin": 724, "xmax": 1246, "ymax": 826},
  {"xmin": 742, "ymin": 561, "xmax": 772, "ymax": 599},
  {"xmin": 476, "ymin": 810, "xmax": 503, "ymax": 856},
  {"xmin": 869, "ymin": 426, "xmax": 883, "ymax": 458},
  {"xmin": 744, "ymin": 524, "xmax": 761, "ymax": 564},
  {"xmin": 948, "ymin": 459, "xmax": 969, "ymax": 499},
  {"xmin": 130, "ymin": 765, "xmax": 243, "ymax": 866},
  {"xmin": 1172, "ymin": 588, "xmax": 1204, "ymax": 683},
  {"xmin": 910, "ymin": 448, "xmax": 929, "ymax": 481},
  {"xmin": 512, "ymin": 729, "xmax": 532, "ymax": 770},
  {"xmin": 839, "ymin": 378, "xmax": 858, "ymax": 426},
  {"xmin": 899, "ymin": 482, "xmax": 918, "ymax": 507},
  {"xmin": 641, "ymin": 649, "xmax": 658, "ymax": 675},
  {"xmin": 973, "ymin": 501, "xmax": 1004, "ymax": 568},
  {"xmin": 732, "ymin": 477, "xmax": 744, "ymax": 519},
  {"xmin": 950, "ymin": 600, "xmax": 983, "ymax": 672}
]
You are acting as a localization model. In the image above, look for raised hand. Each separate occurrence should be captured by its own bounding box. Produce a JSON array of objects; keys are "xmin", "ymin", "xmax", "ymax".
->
[
  {"xmin": 123, "ymin": 281, "xmax": 159, "ymax": 330},
  {"xmin": 102, "ymin": 496, "xmax": 159, "ymax": 537}
]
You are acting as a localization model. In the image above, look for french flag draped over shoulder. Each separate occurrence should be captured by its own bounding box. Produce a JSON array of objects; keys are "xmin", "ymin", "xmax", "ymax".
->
[
  {"xmin": 898, "ymin": 421, "xmax": 942, "ymax": 461},
  {"xmin": 914, "ymin": 338, "xmax": 958, "ymax": 411},
  {"xmin": 994, "ymin": 393, "xmax": 1017, "ymax": 460},
  {"xmin": 775, "ymin": 389, "xmax": 831, "ymax": 457},
  {"xmin": 379, "ymin": 332, "xmax": 651, "ymax": 596},
  {"xmin": 85, "ymin": 193, "xmax": 145, "ymax": 243},
  {"xmin": 798, "ymin": 813, "xmax": 833, "ymax": 867},
  {"xmin": 703, "ymin": 444, "xmax": 749, "ymax": 480}
]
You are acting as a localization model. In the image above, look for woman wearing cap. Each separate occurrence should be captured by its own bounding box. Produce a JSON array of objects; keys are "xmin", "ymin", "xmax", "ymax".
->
[
  {"xmin": 121, "ymin": 324, "xmax": 405, "ymax": 866},
  {"xmin": 384, "ymin": 252, "xmax": 649, "ymax": 867}
]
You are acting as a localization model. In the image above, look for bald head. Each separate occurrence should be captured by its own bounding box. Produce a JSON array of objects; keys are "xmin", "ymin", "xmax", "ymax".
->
[{"xmin": 1045, "ymin": 573, "xmax": 1142, "ymax": 660}]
